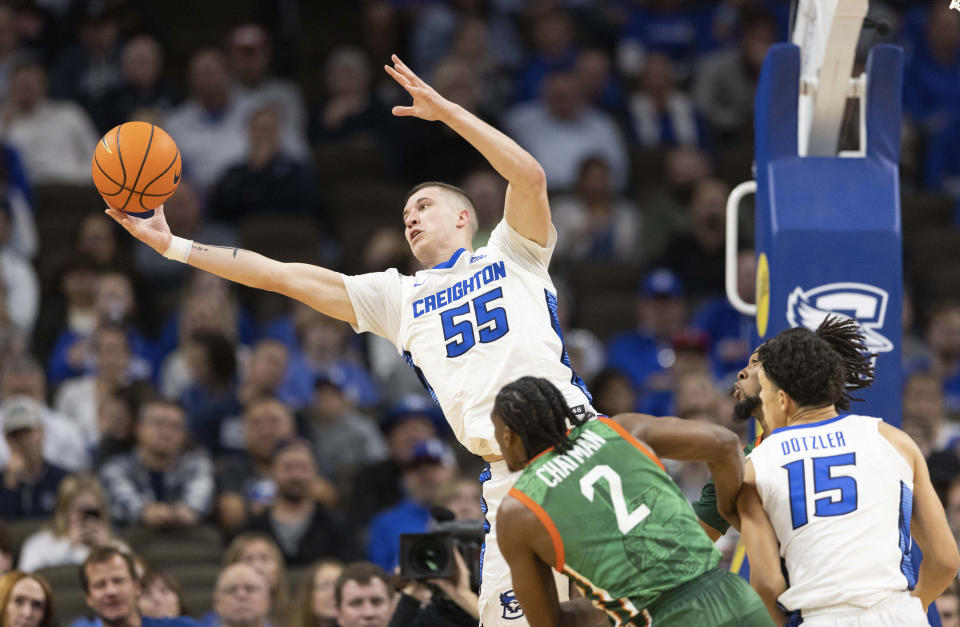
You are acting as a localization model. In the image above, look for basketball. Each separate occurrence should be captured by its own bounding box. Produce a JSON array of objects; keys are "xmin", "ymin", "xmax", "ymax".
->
[{"xmin": 91, "ymin": 121, "xmax": 182, "ymax": 212}]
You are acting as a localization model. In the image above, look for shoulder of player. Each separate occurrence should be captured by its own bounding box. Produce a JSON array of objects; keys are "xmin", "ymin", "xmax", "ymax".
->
[{"xmin": 876, "ymin": 420, "xmax": 921, "ymax": 469}]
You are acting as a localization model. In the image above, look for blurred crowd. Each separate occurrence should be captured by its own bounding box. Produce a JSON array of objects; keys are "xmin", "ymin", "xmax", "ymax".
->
[{"xmin": 0, "ymin": 0, "xmax": 953, "ymax": 624}]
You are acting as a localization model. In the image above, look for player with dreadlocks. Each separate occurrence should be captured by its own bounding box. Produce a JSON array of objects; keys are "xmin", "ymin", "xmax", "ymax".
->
[
  {"xmin": 491, "ymin": 376, "xmax": 773, "ymax": 627},
  {"xmin": 695, "ymin": 315, "xmax": 879, "ymax": 541},
  {"xmin": 739, "ymin": 322, "xmax": 959, "ymax": 626}
]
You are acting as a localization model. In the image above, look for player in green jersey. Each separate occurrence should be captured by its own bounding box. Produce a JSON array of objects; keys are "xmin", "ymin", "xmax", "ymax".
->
[{"xmin": 493, "ymin": 377, "xmax": 773, "ymax": 626}]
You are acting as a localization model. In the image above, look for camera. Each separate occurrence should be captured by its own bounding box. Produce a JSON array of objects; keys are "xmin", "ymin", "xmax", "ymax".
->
[
  {"xmin": 80, "ymin": 507, "xmax": 102, "ymax": 521},
  {"xmin": 399, "ymin": 510, "xmax": 485, "ymax": 587}
]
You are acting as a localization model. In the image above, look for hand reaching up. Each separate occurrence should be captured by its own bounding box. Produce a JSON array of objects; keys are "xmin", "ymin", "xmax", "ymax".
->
[{"xmin": 105, "ymin": 206, "xmax": 173, "ymax": 255}]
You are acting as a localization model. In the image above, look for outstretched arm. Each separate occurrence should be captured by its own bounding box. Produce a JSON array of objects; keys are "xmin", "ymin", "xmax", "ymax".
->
[
  {"xmin": 105, "ymin": 207, "xmax": 357, "ymax": 325},
  {"xmin": 879, "ymin": 423, "xmax": 960, "ymax": 609},
  {"xmin": 385, "ymin": 55, "xmax": 550, "ymax": 246},
  {"xmin": 613, "ymin": 413, "xmax": 744, "ymax": 526},
  {"xmin": 738, "ymin": 460, "xmax": 788, "ymax": 625}
]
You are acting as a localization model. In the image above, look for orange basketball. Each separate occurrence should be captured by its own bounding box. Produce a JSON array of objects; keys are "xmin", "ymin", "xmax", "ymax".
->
[{"xmin": 91, "ymin": 121, "xmax": 182, "ymax": 212}]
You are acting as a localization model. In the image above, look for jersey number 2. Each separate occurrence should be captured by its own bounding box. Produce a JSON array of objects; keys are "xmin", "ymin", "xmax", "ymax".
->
[
  {"xmin": 782, "ymin": 453, "xmax": 858, "ymax": 529},
  {"xmin": 579, "ymin": 465, "xmax": 651, "ymax": 534},
  {"xmin": 440, "ymin": 288, "xmax": 509, "ymax": 358}
]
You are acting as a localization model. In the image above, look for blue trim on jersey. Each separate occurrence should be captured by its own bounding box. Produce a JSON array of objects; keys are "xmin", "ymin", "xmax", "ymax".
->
[
  {"xmin": 479, "ymin": 462, "xmax": 492, "ymax": 585},
  {"xmin": 432, "ymin": 248, "xmax": 467, "ymax": 269},
  {"xmin": 543, "ymin": 289, "xmax": 592, "ymax": 402},
  {"xmin": 771, "ymin": 414, "xmax": 849, "ymax": 434},
  {"xmin": 402, "ymin": 350, "xmax": 440, "ymax": 405},
  {"xmin": 899, "ymin": 481, "xmax": 917, "ymax": 590}
]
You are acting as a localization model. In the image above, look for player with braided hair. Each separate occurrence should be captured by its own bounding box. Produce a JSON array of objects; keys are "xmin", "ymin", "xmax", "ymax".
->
[
  {"xmin": 493, "ymin": 376, "xmax": 772, "ymax": 626},
  {"xmin": 739, "ymin": 325, "xmax": 959, "ymax": 625}
]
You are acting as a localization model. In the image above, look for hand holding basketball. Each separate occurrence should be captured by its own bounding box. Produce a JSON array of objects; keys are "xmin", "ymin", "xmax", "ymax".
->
[
  {"xmin": 105, "ymin": 205, "xmax": 173, "ymax": 255},
  {"xmin": 92, "ymin": 121, "xmax": 181, "ymax": 212}
]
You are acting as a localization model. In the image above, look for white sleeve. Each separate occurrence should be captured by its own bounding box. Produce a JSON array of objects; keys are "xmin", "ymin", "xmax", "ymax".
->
[
  {"xmin": 486, "ymin": 219, "xmax": 557, "ymax": 272},
  {"xmin": 342, "ymin": 269, "xmax": 405, "ymax": 344}
]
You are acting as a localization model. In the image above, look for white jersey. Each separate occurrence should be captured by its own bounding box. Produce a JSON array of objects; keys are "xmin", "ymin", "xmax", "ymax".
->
[
  {"xmin": 343, "ymin": 219, "xmax": 593, "ymax": 457},
  {"xmin": 748, "ymin": 414, "xmax": 916, "ymax": 614}
]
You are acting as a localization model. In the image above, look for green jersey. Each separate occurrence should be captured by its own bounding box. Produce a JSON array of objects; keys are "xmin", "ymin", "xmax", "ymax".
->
[
  {"xmin": 509, "ymin": 417, "xmax": 720, "ymax": 624},
  {"xmin": 692, "ymin": 432, "xmax": 762, "ymax": 535}
]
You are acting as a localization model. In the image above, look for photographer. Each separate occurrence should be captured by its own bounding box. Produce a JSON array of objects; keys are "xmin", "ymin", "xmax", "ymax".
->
[
  {"xmin": 19, "ymin": 473, "xmax": 128, "ymax": 571},
  {"xmin": 390, "ymin": 549, "xmax": 478, "ymax": 626}
]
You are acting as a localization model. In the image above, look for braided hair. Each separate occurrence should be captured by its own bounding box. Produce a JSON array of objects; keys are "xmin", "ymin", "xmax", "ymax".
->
[
  {"xmin": 494, "ymin": 377, "xmax": 590, "ymax": 458},
  {"xmin": 814, "ymin": 315, "xmax": 876, "ymax": 410}
]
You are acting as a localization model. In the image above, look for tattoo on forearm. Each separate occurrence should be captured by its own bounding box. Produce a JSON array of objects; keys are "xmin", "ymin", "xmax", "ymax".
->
[{"xmin": 191, "ymin": 244, "xmax": 241, "ymax": 258}]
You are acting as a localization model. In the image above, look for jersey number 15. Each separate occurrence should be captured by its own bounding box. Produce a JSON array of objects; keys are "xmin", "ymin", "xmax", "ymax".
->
[{"xmin": 782, "ymin": 453, "xmax": 858, "ymax": 530}]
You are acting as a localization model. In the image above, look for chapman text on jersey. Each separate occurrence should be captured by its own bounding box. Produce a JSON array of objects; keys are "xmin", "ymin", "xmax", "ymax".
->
[
  {"xmin": 412, "ymin": 260, "xmax": 507, "ymax": 318},
  {"xmin": 536, "ymin": 429, "xmax": 607, "ymax": 487}
]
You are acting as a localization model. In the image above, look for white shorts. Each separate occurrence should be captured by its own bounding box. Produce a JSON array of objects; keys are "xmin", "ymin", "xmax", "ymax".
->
[
  {"xmin": 798, "ymin": 591, "xmax": 927, "ymax": 627},
  {"xmin": 478, "ymin": 459, "xmax": 569, "ymax": 626}
]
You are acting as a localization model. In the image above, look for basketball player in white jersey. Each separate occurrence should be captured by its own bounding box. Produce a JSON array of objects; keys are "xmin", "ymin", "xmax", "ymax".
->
[
  {"xmin": 106, "ymin": 54, "xmax": 592, "ymax": 625},
  {"xmin": 738, "ymin": 322, "xmax": 959, "ymax": 626}
]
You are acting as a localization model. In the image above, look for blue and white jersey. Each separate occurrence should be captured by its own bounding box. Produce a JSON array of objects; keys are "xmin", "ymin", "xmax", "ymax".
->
[
  {"xmin": 343, "ymin": 219, "xmax": 592, "ymax": 457},
  {"xmin": 748, "ymin": 414, "xmax": 916, "ymax": 613}
]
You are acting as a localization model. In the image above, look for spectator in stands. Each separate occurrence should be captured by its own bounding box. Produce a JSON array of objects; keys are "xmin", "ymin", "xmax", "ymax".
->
[
  {"xmin": 923, "ymin": 302, "xmax": 960, "ymax": 413},
  {"xmin": 0, "ymin": 281, "xmax": 27, "ymax": 370},
  {"xmin": 80, "ymin": 546, "xmax": 197, "ymax": 627},
  {"xmin": 694, "ymin": 249, "xmax": 755, "ymax": 380},
  {"xmin": 692, "ymin": 9, "xmax": 776, "ymax": 148},
  {"xmin": 551, "ymin": 155, "xmax": 641, "ymax": 268},
  {"xmin": 209, "ymin": 563, "xmax": 271, "ymax": 627},
  {"xmin": 606, "ymin": 268, "xmax": 687, "ymax": 392},
  {"xmin": 91, "ymin": 34, "xmax": 179, "ymax": 133},
  {"xmin": 164, "ymin": 49, "xmax": 248, "ymax": 194},
  {"xmin": 904, "ymin": 371, "xmax": 953, "ymax": 451},
  {"xmin": 504, "ymin": 69, "xmax": 629, "ymax": 193},
  {"xmin": 75, "ymin": 212, "xmax": 125, "ymax": 269},
  {"xmin": 50, "ymin": 9, "xmax": 122, "ymax": 111},
  {"xmin": 389, "ymin": 548, "xmax": 479, "ymax": 626},
  {"xmin": 305, "ymin": 374, "xmax": 388, "ymax": 487},
  {"xmin": 334, "ymin": 563, "xmax": 392, "ymax": 627},
  {"xmin": 245, "ymin": 439, "xmax": 358, "ymax": 567},
  {"xmin": 55, "ymin": 323, "xmax": 143, "ymax": 446},
  {"xmin": 0, "ymin": 356, "xmax": 88, "ymax": 471},
  {"xmin": 617, "ymin": 0, "xmax": 708, "ymax": 81},
  {"xmin": 179, "ymin": 330, "xmax": 242, "ymax": 453},
  {"xmin": 227, "ymin": 23, "xmax": 308, "ymax": 152},
  {"xmin": 139, "ymin": 570, "xmax": 188, "ymax": 619},
  {"xmin": 0, "ymin": 57, "xmax": 99, "ymax": 184},
  {"xmin": 0, "ymin": 521, "xmax": 12, "ymax": 576},
  {"xmin": 574, "ymin": 48, "xmax": 627, "ymax": 120},
  {"xmin": 448, "ymin": 17, "xmax": 518, "ymax": 119},
  {"xmin": 32, "ymin": 254, "xmax": 99, "ymax": 368},
  {"xmin": 0, "ymin": 396, "xmax": 68, "ymax": 519},
  {"xmin": 309, "ymin": 46, "xmax": 394, "ymax": 150},
  {"xmin": 589, "ymin": 368, "xmax": 638, "ymax": 416},
  {"xmin": 514, "ymin": 8, "xmax": 578, "ymax": 103},
  {"xmin": 460, "ymin": 168, "xmax": 505, "ymax": 246},
  {"xmin": 938, "ymin": 584, "xmax": 960, "ymax": 627},
  {"xmin": 99, "ymin": 399, "xmax": 214, "ymax": 527},
  {"xmin": 0, "ymin": 5, "xmax": 23, "ymax": 105},
  {"xmin": 18, "ymin": 473, "xmax": 127, "ymax": 571},
  {"xmin": 290, "ymin": 559, "xmax": 343, "ymax": 627},
  {"xmin": 48, "ymin": 270, "xmax": 153, "ymax": 387},
  {"xmin": 216, "ymin": 397, "xmax": 295, "ymax": 533},
  {"xmin": 655, "ymin": 177, "xmax": 730, "ymax": 298},
  {"xmin": 904, "ymin": 5, "xmax": 960, "ymax": 133},
  {"xmin": 628, "ymin": 52, "xmax": 704, "ymax": 150},
  {"xmin": 348, "ymin": 395, "xmax": 443, "ymax": 528},
  {"xmin": 637, "ymin": 326, "xmax": 713, "ymax": 416},
  {"xmin": 0, "ymin": 147, "xmax": 37, "ymax": 263},
  {"xmin": 367, "ymin": 439, "xmax": 457, "ymax": 571},
  {"xmin": 0, "ymin": 201, "xmax": 37, "ymax": 337},
  {"xmin": 223, "ymin": 533, "xmax": 289, "ymax": 625},
  {"xmin": 94, "ymin": 382, "xmax": 149, "ymax": 467},
  {"xmin": 0, "ymin": 570, "xmax": 53, "ymax": 627},
  {"xmin": 209, "ymin": 106, "xmax": 319, "ymax": 221},
  {"xmin": 280, "ymin": 312, "xmax": 378, "ymax": 410}
]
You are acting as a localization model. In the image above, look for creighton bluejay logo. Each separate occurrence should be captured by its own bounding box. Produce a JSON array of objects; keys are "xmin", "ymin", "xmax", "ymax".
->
[
  {"xmin": 787, "ymin": 282, "xmax": 894, "ymax": 357},
  {"xmin": 499, "ymin": 589, "xmax": 523, "ymax": 619}
]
